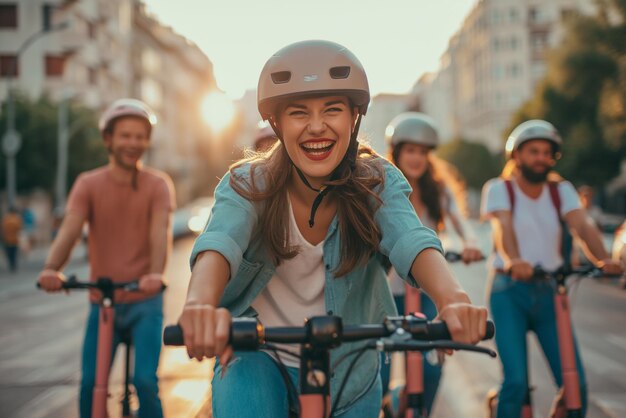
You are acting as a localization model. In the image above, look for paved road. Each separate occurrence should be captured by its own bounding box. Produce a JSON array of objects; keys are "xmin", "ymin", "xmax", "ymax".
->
[{"xmin": 2, "ymin": 223, "xmax": 624, "ymax": 418}]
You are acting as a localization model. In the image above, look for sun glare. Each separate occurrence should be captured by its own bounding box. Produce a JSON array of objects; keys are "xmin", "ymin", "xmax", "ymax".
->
[{"xmin": 201, "ymin": 92, "xmax": 236, "ymax": 134}]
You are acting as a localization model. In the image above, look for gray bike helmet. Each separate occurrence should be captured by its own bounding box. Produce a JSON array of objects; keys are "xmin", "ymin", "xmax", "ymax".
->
[
  {"xmin": 505, "ymin": 119, "xmax": 562, "ymax": 158},
  {"xmin": 258, "ymin": 40, "xmax": 370, "ymax": 121},
  {"xmin": 385, "ymin": 112, "xmax": 439, "ymax": 149}
]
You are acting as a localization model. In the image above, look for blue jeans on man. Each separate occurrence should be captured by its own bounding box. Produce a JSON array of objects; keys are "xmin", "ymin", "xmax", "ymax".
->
[
  {"xmin": 80, "ymin": 294, "xmax": 164, "ymax": 418},
  {"xmin": 490, "ymin": 272, "xmax": 587, "ymax": 417}
]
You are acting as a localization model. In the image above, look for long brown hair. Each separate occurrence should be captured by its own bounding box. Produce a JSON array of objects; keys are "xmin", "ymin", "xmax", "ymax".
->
[
  {"xmin": 230, "ymin": 140, "xmax": 385, "ymax": 277},
  {"xmin": 389, "ymin": 144, "xmax": 467, "ymax": 232}
]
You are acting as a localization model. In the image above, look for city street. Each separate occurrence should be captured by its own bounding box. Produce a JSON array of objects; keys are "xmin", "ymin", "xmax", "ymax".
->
[{"xmin": 0, "ymin": 225, "xmax": 624, "ymax": 418}]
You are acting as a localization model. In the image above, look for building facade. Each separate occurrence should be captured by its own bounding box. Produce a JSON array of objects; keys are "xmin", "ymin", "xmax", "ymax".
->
[
  {"xmin": 0, "ymin": 0, "xmax": 218, "ymax": 204},
  {"xmin": 415, "ymin": 0, "xmax": 595, "ymax": 151}
]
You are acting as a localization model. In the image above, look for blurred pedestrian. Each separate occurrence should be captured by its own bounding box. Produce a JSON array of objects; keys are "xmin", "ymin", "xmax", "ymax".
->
[
  {"xmin": 381, "ymin": 112, "xmax": 483, "ymax": 416},
  {"xmin": 2, "ymin": 206, "xmax": 23, "ymax": 272},
  {"xmin": 37, "ymin": 98, "xmax": 174, "ymax": 418},
  {"xmin": 20, "ymin": 206, "xmax": 36, "ymax": 254},
  {"xmin": 481, "ymin": 119, "xmax": 622, "ymax": 417}
]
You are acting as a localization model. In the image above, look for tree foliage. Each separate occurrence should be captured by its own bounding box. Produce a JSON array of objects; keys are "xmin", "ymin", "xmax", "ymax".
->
[
  {"xmin": 0, "ymin": 94, "xmax": 107, "ymax": 197},
  {"xmin": 506, "ymin": 0, "xmax": 626, "ymax": 186},
  {"xmin": 436, "ymin": 139, "xmax": 502, "ymax": 190}
]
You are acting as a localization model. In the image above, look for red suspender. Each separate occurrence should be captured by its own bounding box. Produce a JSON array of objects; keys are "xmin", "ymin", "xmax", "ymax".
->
[
  {"xmin": 504, "ymin": 180, "xmax": 515, "ymax": 212},
  {"xmin": 503, "ymin": 179, "xmax": 561, "ymax": 218}
]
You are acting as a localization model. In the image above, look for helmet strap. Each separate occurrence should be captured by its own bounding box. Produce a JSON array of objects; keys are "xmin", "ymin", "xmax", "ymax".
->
[{"xmin": 345, "ymin": 113, "xmax": 363, "ymax": 169}]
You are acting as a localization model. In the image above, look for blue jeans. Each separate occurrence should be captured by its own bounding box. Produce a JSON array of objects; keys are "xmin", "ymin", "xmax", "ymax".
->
[
  {"xmin": 490, "ymin": 273, "xmax": 587, "ymax": 418},
  {"xmin": 212, "ymin": 351, "xmax": 382, "ymax": 418},
  {"xmin": 380, "ymin": 293, "xmax": 442, "ymax": 416},
  {"xmin": 80, "ymin": 294, "xmax": 164, "ymax": 418}
]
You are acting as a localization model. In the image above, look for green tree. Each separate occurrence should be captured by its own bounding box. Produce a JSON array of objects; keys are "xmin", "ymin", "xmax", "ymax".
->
[
  {"xmin": 436, "ymin": 139, "xmax": 501, "ymax": 190},
  {"xmin": 506, "ymin": 0, "xmax": 626, "ymax": 186},
  {"xmin": 0, "ymin": 94, "xmax": 107, "ymax": 199}
]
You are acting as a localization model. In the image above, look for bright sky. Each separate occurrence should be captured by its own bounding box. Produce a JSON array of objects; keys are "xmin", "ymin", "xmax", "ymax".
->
[{"xmin": 143, "ymin": 0, "xmax": 477, "ymax": 100}]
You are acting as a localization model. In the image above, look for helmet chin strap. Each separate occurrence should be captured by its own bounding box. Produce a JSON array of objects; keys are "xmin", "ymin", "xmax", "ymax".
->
[{"xmin": 270, "ymin": 114, "xmax": 363, "ymax": 227}]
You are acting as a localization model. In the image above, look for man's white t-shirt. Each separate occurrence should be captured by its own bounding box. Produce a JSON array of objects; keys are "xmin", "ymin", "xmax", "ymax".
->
[
  {"xmin": 251, "ymin": 196, "xmax": 327, "ymax": 367},
  {"xmin": 481, "ymin": 178, "xmax": 581, "ymax": 271}
]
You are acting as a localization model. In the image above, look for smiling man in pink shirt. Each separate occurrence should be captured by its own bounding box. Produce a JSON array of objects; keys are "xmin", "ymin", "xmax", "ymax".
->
[{"xmin": 38, "ymin": 98, "xmax": 175, "ymax": 418}]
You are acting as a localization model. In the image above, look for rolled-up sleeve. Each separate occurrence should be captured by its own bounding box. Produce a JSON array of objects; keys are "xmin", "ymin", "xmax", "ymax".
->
[
  {"xmin": 189, "ymin": 167, "xmax": 258, "ymax": 276},
  {"xmin": 375, "ymin": 162, "xmax": 443, "ymax": 284}
]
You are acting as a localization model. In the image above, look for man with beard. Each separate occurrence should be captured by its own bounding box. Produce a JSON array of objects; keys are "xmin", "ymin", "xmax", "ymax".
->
[
  {"xmin": 480, "ymin": 119, "xmax": 621, "ymax": 417},
  {"xmin": 38, "ymin": 99, "xmax": 175, "ymax": 418}
]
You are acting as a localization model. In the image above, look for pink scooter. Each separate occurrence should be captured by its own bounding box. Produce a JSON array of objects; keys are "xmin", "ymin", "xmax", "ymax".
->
[
  {"xmin": 487, "ymin": 264, "xmax": 616, "ymax": 418},
  {"xmin": 384, "ymin": 251, "xmax": 480, "ymax": 418},
  {"xmin": 38, "ymin": 276, "xmax": 164, "ymax": 418}
]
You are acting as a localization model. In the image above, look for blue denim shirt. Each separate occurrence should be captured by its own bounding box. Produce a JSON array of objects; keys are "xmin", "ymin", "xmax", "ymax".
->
[{"xmin": 190, "ymin": 158, "xmax": 443, "ymax": 411}]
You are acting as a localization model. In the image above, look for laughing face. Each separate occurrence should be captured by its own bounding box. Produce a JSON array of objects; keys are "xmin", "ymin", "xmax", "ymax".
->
[
  {"xmin": 103, "ymin": 117, "xmax": 151, "ymax": 171},
  {"xmin": 396, "ymin": 142, "xmax": 431, "ymax": 182},
  {"xmin": 276, "ymin": 95, "xmax": 357, "ymax": 183}
]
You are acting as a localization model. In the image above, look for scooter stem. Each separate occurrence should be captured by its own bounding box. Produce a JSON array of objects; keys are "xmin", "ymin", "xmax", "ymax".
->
[
  {"xmin": 92, "ymin": 302, "xmax": 115, "ymax": 418},
  {"xmin": 554, "ymin": 285, "xmax": 582, "ymax": 412}
]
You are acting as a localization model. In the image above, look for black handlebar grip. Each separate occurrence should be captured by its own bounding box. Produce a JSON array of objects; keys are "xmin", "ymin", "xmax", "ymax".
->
[
  {"xmin": 163, "ymin": 325, "xmax": 184, "ymax": 346},
  {"xmin": 425, "ymin": 320, "xmax": 495, "ymax": 341},
  {"xmin": 485, "ymin": 320, "xmax": 495, "ymax": 339}
]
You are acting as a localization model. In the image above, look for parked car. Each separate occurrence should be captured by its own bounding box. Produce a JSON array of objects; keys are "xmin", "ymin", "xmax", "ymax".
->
[
  {"xmin": 186, "ymin": 197, "xmax": 215, "ymax": 235},
  {"xmin": 172, "ymin": 197, "xmax": 215, "ymax": 239}
]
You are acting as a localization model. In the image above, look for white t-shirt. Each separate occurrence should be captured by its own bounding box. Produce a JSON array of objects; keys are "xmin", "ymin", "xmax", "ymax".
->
[
  {"xmin": 481, "ymin": 178, "xmax": 581, "ymax": 271},
  {"xmin": 251, "ymin": 196, "xmax": 326, "ymax": 367}
]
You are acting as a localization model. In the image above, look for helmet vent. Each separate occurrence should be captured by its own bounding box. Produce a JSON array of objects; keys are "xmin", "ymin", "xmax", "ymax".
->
[
  {"xmin": 329, "ymin": 66, "xmax": 350, "ymax": 79},
  {"xmin": 271, "ymin": 71, "xmax": 291, "ymax": 84}
]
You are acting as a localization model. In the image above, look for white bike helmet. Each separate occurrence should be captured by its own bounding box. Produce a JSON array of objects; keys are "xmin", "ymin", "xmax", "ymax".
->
[
  {"xmin": 385, "ymin": 112, "xmax": 439, "ymax": 149},
  {"xmin": 99, "ymin": 98, "xmax": 157, "ymax": 134},
  {"xmin": 505, "ymin": 119, "xmax": 562, "ymax": 158}
]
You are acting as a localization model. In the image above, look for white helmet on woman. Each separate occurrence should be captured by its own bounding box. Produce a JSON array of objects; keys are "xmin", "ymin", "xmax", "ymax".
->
[{"xmin": 385, "ymin": 112, "xmax": 439, "ymax": 149}]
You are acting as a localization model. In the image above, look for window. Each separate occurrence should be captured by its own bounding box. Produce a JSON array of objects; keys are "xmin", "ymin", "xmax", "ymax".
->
[
  {"xmin": 492, "ymin": 38, "xmax": 500, "ymax": 52},
  {"xmin": 529, "ymin": 6, "xmax": 545, "ymax": 24},
  {"xmin": 88, "ymin": 68, "xmax": 97, "ymax": 85},
  {"xmin": 531, "ymin": 32, "xmax": 549, "ymax": 50},
  {"xmin": 508, "ymin": 63, "xmax": 522, "ymax": 78},
  {"xmin": 510, "ymin": 8, "xmax": 519, "ymax": 22},
  {"xmin": 0, "ymin": 55, "xmax": 18, "ymax": 77},
  {"xmin": 492, "ymin": 63, "xmax": 504, "ymax": 80},
  {"xmin": 510, "ymin": 36, "xmax": 519, "ymax": 50},
  {"xmin": 141, "ymin": 78, "xmax": 162, "ymax": 107},
  {"xmin": 87, "ymin": 21, "xmax": 95, "ymax": 39},
  {"xmin": 0, "ymin": 4, "xmax": 17, "ymax": 28},
  {"xmin": 45, "ymin": 55, "xmax": 65, "ymax": 77},
  {"xmin": 492, "ymin": 9, "xmax": 502, "ymax": 25}
]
